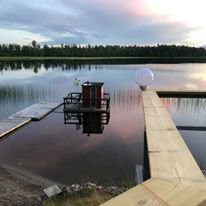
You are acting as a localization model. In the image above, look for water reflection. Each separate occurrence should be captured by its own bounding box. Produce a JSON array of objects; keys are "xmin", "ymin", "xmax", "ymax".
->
[
  {"xmin": 1, "ymin": 62, "xmax": 206, "ymax": 185},
  {"xmin": 0, "ymin": 102, "xmax": 144, "ymax": 186},
  {"xmin": 0, "ymin": 85, "xmax": 53, "ymax": 120},
  {"xmin": 0, "ymin": 85, "xmax": 53, "ymax": 105},
  {"xmin": 112, "ymin": 89, "xmax": 142, "ymax": 110},
  {"xmin": 180, "ymin": 131, "xmax": 206, "ymax": 170},
  {"xmin": 64, "ymin": 112, "xmax": 110, "ymax": 136},
  {"xmin": 161, "ymin": 98, "xmax": 206, "ymax": 114},
  {"xmin": 3, "ymin": 58, "xmax": 206, "ymax": 73},
  {"xmin": 0, "ymin": 64, "xmax": 144, "ymax": 185},
  {"xmin": 2, "ymin": 59, "xmax": 206, "ymax": 73},
  {"xmin": 161, "ymin": 98, "xmax": 206, "ymax": 127}
]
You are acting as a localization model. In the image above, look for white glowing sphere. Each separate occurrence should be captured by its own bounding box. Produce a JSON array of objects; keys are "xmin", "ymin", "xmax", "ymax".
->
[{"xmin": 135, "ymin": 68, "xmax": 154, "ymax": 87}]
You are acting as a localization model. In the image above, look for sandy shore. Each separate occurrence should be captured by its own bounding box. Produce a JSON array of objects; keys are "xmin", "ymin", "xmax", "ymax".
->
[{"xmin": 0, "ymin": 164, "xmax": 64, "ymax": 206}]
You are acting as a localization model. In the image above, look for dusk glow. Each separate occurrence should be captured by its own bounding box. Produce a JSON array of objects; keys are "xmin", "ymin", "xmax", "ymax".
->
[{"xmin": 0, "ymin": 0, "xmax": 205, "ymax": 46}]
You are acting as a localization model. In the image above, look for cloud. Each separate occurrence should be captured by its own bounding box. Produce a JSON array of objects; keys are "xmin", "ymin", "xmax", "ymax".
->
[{"xmin": 0, "ymin": 0, "xmax": 200, "ymax": 45}]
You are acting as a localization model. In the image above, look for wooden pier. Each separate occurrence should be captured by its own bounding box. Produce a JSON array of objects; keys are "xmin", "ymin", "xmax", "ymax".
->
[
  {"xmin": 157, "ymin": 89, "xmax": 206, "ymax": 98},
  {"xmin": 0, "ymin": 102, "xmax": 61, "ymax": 139},
  {"xmin": 101, "ymin": 90, "xmax": 206, "ymax": 206}
]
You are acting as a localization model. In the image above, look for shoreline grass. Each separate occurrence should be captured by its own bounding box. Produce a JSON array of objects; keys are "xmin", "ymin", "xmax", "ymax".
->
[{"xmin": 44, "ymin": 191, "xmax": 112, "ymax": 206}]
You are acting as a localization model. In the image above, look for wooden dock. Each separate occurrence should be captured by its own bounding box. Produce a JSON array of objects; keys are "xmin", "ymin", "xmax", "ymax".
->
[
  {"xmin": 0, "ymin": 102, "xmax": 61, "ymax": 139},
  {"xmin": 10, "ymin": 102, "xmax": 61, "ymax": 120},
  {"xmin": 100, "ymin": 90, "xmax": 206, "ymax": 206},
  {"xmin": 143, "ymin": 90, "xmax": 205, "ymax": 185},
  {"xmin": 157, "ymin": 89, "xmax": 206, "ymax": 98}
]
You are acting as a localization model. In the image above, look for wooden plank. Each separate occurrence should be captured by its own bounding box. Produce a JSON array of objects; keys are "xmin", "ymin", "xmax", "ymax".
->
[
  {"xmin": 146, "ymin": 130, "xmax": 187, "ymax": 152},
  {"xmin": 101, "ymin": 90, "xmax": 206, "ymax": 206},
  {"xmin": 100, "ymin": 178, "xmax": 206, "ymax": 206},
  {"xmin": 157, "ymin": 90, "xmax": 206, "ymax": 98},
  {"xmin": 11, "ymin": 102, "xmax": 61, "ymax": 120},
  {"xmin": 142, "ymin": 90, "xmax": 206, "ymax": 185},
  {"xmin": 0, "ymin": 102, "xmax": 61, "ymax": 138},
  {"xmin": 149, "ymin": 152, "xmax": 205, "ymax": 184},
  {"xmin": 101, "ymin": 89, "xmax": 206, "ymax": 206},
  {"xmin": 101, "ymin": 179, "xmax": 166, "ymax": 206},
  {"xmin": 144, "ymin": 107, "xmax": 176, "ymax": 130},
  {"xmin": 144, "ymin": 178, "xmax": 206, "ymax": 206},
  {"xmin": 142, "ymin": 90, "xmax": 163, "ymax": 108},
  {"xmin": 177, "ymin": 126, "xmax": 206, "ymax": 131},
  {"xmin": 0, "ymin": 117, "xmax": 30, "ymax": 138}
]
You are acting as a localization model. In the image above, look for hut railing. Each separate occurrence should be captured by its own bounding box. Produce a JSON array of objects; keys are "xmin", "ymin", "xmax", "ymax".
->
[
  {"xmin": 63, "ymin": 92, "xmax": 110, "ymax": 111},
  {"xmin": 63, "ymin": 92, "xmax": 82, "ymax": 104}
]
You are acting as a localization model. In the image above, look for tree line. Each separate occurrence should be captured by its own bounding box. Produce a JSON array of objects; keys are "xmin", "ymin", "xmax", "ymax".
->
[{"xmin": 0, "ymin": 41, "xmax": 206, "ymax": 57}]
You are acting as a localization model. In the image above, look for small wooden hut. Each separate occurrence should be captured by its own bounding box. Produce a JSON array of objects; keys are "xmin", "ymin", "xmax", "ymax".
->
[{"xmin": 82, "ymin": 81, "xmax": 104, "ymax": 109}]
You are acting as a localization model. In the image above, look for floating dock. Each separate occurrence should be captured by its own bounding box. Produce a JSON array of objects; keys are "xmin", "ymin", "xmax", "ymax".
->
[
  {"xmin": 10, "ymin": 102, "xmax": 61, "ymax": 120},
  {"xmin": 0, "ymin": 102, "xmax": 61, "ymax": 139},
  {"xmin": 101, "ymin": 90, "xmax": 206, "ymax": 206}
]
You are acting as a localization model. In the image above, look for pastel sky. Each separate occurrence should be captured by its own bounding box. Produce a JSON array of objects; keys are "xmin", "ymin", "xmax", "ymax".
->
[{"xmin": 0, "ymin": 0, "xmax": 206, "ymax": 46}]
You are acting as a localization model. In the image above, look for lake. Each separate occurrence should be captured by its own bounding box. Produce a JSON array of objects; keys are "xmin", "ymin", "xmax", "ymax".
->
[{"xmin": 0, "ymin": 61, "xmax": 206, "ymax": 185}]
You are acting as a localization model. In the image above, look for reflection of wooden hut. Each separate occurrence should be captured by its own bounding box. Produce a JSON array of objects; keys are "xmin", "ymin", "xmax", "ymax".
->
[
  {"xmin": 63, "ymin": 81, "xmax": 110, "ymax": 135},
  {"xmin": 82, "ymin": 81, "xmax": 104, "ymax": 109},
  {"xmin": 83, "ymin": 113, "xmax": 104, "ymax": 134},
  {"xmin": 64, "ymin": 111, "xmax": 110, "ymax": 135}
]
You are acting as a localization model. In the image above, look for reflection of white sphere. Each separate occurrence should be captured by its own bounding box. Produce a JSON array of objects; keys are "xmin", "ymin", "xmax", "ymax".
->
[{"xmin": 135, "ymin": 68, "xmax": 154, "ymax": 88}]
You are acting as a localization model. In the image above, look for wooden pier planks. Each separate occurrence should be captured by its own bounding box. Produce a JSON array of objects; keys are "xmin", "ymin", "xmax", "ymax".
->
[
  {"xmin": 0, "ymin": 117, "xmax": 31, "ymax": 138},
  {"xmin": 0, "ymin": 102, "xmax": 61, "ymax": 138},
  {"xmin": 10, "ymin": 102, "xmax": 61, "ymax": 120},
  {"xmin": 142, "ymin": 90, "xmax": 205, "ymax": 185},
  {"xmin": 101, "ymin": 178, "xmax": 206, "ymax": 206},
  {"xmin": 157, "ymin": 89, "xmax": 206, "ymax": 98},
  {"xmin": 100, "ymin": 89, "xmax": 206, "ymax": 206}
]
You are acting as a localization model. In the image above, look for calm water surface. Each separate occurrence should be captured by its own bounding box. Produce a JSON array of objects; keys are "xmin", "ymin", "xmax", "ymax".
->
[{"xmin": 0, "ymin": 62, "xmax": 206, "ymax": 185}]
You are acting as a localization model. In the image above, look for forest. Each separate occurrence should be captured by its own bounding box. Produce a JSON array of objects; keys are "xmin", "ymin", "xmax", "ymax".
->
[{"xmin": 0, "ymin": 41, "xmax": 206, "ymax": 57}]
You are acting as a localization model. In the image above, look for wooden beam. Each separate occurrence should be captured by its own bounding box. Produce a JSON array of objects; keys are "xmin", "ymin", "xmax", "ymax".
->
[
  {"xmin": 100, "ymin": 178, "xmax": 206, "ymax": 206},
  {"xmin": 0, "ymin": 102, "xmax": 61, "ymax": 139},
  {"xmin": 0, "ymin": 117, "xmax": 30, "ymax": 139},
  {"xmin": 157, "ymin": 90, "xmax": 206, "ymax": 98},
  {"xmin": 10, "ymin": 102, "xmax": 61, "ymax": 120},
  {"xmin": 142, "ymin": 90, "xmax": 205, "ymax": 185},
  {"xmin": 177, "ymin": 126, "xmax": 206, "ymax": 131},
  {"xmin": 100, "ymin": 89, "xmax": 206, "ymax": 206}
]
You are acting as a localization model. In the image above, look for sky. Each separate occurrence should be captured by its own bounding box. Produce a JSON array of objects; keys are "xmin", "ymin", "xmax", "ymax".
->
[{"xmin": 0, "ymin": 0, "xmax": 206, "ymax": 46}]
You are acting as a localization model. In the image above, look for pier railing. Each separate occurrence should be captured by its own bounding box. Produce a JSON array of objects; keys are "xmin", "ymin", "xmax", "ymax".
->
[{"xmin": 63, "ymin": 92, "xmax": 110, "ymax": 112}]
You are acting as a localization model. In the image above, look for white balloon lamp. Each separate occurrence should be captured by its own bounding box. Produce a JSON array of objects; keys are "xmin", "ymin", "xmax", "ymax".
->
[{"xmin": 135, "ymin": 68, "xmax": 154, "ymax": 90}]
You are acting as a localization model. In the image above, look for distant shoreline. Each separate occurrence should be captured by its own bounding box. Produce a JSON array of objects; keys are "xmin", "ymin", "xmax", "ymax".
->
[
  {"xmin": 1, "ymin": 56, "xmax": 206, "ymax": 61},
  {"xmin": 1, "ymin": 56, "xmax": 206, "ymax": 64}
]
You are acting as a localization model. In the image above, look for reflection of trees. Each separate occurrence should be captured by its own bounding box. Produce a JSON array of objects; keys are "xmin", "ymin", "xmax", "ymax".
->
[
  {"xmin": 111, "ymin": 89, "xmax": 142, "ymax": 110},
  {"xmin": 0, "ymin": 61, "xmax": 102, "ymax": 72},
  {"xmin": 161, "ymin": 98, "xmax": 206, "ymax": 114},
  {"xmin": 0, "ymin": 61, "xmax": 42, "ymax": 72},
  {"xmin": 1, "ymin": 57, "xmax": 205, "ymax": 73},
  {"xmin": 0, "ymin": 85, "xmax": 53, "ymax": 106}
]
